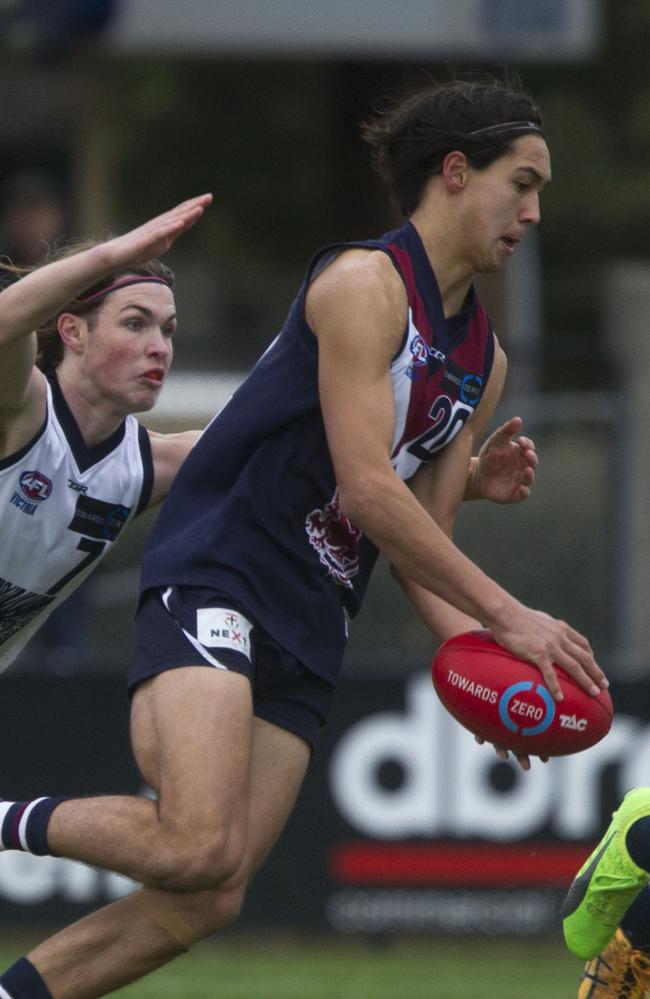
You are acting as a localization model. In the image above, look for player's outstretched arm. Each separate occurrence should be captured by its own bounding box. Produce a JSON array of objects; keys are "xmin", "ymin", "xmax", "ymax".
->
[
  {"xmin": 146, "ymin": 429, "xmax": 203, "ymax": 508},
  {"xmin": 0, "ymin": 193, "xmax": 212, "ymax": 353},
  {"xmin": 0, "ymin": 193, "xmax": 212, "ymax": 414}
]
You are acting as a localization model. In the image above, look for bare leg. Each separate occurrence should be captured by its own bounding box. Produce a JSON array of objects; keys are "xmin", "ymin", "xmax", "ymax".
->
[
  {"xmin": 45, "ymin": 668, "xmax": 255, "ymax": 891},
  {"xmin": 26, "ymin": 717, "xmax": 311, "ymax": 999}
]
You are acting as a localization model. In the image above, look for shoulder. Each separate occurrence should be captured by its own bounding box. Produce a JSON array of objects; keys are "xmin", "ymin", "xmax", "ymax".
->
[
  {"xmin": 146, "ymin": 429, "xmax": 201, "ymax": 507},
  {"xmin": 306, "ymin": 247, "xmax": 408, "ymax": 360},
  {"xmin": 308, "ymin": 246, "xmax": 405, "ymax": 310}
]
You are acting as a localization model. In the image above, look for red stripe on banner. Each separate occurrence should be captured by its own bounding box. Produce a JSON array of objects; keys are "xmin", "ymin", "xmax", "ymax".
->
[{"xmin": 329, "ymin": 841, "xmax": 594, "ymax": 887}]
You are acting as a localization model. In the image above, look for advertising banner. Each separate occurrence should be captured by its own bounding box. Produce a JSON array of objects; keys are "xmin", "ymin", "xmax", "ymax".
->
[{"xmin": 0, "ymin": 670, "xmax": 645, "ymax": 936}]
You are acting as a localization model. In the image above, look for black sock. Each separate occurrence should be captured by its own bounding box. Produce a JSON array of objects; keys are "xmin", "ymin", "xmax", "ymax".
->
[
  {"xmin": 0, "ymin": 957, "xmax": 54, "ymax": 998},
  {"xmin": 622, "ymin": 885, "xmax": 650, "ymax": 952},
  {"xmin": 626, "ymin": 817, "xmax": 650, "ymax": 872}
]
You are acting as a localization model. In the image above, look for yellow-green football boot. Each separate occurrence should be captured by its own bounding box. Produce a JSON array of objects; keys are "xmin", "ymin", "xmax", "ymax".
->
[{"xmin": 563, "ymin": 789, "xmax": 650, "ymax": 961}]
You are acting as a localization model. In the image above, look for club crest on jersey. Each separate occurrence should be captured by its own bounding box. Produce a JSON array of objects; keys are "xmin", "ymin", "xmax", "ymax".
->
[
  {"xmin": 406, "ymin": 334, "xmax": 446, "ymax": 383},
  {"xmin": 9, "ymin": 470, "xmax": 53, "ymax": 516},
  {"xmin": 305, "ymin": 491, "xmax": 361, "ymax": 589}
]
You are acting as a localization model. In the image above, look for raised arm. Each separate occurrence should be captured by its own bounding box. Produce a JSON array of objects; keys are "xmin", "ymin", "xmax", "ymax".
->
[{"xmin": 0, "ymin": 194, "xmax": 212, "ymax": 452}]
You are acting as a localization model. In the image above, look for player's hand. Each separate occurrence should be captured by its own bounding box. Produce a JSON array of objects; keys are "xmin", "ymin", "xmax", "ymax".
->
[
  {"xmin": 474, "ymin": 416, "xmax": 537, "ymax": 504},
  {"xmin": 474, "ymin": 735, "xmax": 548, "ymax": 772},
  {"xmin": 103, "ymin": 194, "xmax": 213, "ymax": 268},
  {"xmin": 488, "ymin": 603, "xmax": 608, "ymax": 701}
]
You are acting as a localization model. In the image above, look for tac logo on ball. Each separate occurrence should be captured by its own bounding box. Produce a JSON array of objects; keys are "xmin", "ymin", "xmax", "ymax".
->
[{"xmin": 498, "ymin": 681, "xmax": 555, "ymax": 738}]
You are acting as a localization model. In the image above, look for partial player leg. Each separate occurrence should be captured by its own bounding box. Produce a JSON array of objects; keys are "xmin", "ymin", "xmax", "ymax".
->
[
  {"xmin": 39, "ymin": 666, "xmax": 255, "ymax": 891},
  {"xmin": 563, "ymin": 788, "xmax": 650, "ymax": 960},
  {"xmin": 1, "ymin": 716, "xmax": 311, "ymax": 999},
  {"xmin": 573, "ymin": 887, "xmax": 650, "ymax": 998}
]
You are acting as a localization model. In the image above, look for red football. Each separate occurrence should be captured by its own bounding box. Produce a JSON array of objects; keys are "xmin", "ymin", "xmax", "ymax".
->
[{"xmin": 431, "ymin": 630, "xmax": 613, "ymax": 756}]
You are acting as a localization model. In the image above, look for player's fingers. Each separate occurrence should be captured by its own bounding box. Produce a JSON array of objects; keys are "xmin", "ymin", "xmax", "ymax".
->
[
  {"xmin": 515, "ymin": 435, "xmax": 535, "ymax": 452},
  {"xmin": 551, "ymin": 640, "xmax": 608, "ymax": 697},
  {"xmin": 534, "ymin": 657, "xmax": 564, "ymax": 700},
  {"xmin": 133, "ymin": 195, "xmax": 213, "ymax": 243},
  {"xmin": 491, "ymin": 417, "xmax": 522, "ymax": 444},
  {"xmin": 474, "ymin": 735, "xmax": 511, "ymax": 763},
  {"xmin": 156, "ymin": 193, "xmax": 213, "ymax": 225}
]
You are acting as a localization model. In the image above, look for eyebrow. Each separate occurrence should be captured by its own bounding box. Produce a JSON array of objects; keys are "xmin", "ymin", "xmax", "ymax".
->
[
  {"xmin": 516, "ymin": 166, "xmax": 550, "ymax": 186},
  {"xmin": 119, "ymin": 304, "xmax": 177, "ymax": 322}
]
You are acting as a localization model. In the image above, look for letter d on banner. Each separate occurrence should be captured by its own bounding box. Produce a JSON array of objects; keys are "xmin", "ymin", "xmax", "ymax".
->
[{"xmin": 329, "ymin": 674, "xmax": 443, "ymax": 838}]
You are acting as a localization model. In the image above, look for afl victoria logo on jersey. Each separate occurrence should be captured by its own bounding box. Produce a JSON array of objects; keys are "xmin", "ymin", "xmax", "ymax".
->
[{"xmin": 19, "ymin": 470, "xmax": 52, "ymax": 502}]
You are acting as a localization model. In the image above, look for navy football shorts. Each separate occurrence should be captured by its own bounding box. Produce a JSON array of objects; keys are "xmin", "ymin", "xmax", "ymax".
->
[{"xmin": 129, "ymin": 585, "xmax": 336, "ymax": 752}]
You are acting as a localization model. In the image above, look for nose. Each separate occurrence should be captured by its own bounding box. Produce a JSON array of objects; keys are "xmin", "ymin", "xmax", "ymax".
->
[
  {"xmin": 520, "ymin": 191, "xmax": 541, "ymax": 226},
  {"xmin": 146, "ymin": 329, "xmax": 172, "ymax": 360}
]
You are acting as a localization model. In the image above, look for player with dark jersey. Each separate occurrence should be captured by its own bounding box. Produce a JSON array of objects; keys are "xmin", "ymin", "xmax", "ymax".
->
[
  {"xmin": 134, "ymin": 220, "xmax": 496, "ymax": 698},
  {"xmin": 0, "ymin": 79, "xmax": 608, "ymax": 999}
]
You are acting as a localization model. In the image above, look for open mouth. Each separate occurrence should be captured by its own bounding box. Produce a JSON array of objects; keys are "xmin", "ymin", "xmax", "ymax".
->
[
  {"xmin": 143, "ymin": 370, "xmax": 164, "ymax": 384},
  {"xmin": 500, "ymin": 237, "xmax": 517, "ymax": 250}
]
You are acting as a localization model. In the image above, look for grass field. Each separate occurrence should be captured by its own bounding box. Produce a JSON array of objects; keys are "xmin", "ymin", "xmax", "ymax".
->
[{"xmin": 0, "ymin": 934, "xmax": 585, "ymax": 998}]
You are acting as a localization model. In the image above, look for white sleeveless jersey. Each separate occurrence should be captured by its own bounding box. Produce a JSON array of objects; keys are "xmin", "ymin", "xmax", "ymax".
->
[{"xmin": 0, "ymin": 373, "xmax": 153, "ymax": 671}]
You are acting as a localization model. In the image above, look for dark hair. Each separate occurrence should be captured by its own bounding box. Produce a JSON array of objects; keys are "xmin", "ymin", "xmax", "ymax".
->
[
  {"xmin": 0, "ymin": 239, "xmax": 175, "ymax": 371},
  {"xmin": 361, "ymin": 77, "xmax": 543, "ymax": 216}
]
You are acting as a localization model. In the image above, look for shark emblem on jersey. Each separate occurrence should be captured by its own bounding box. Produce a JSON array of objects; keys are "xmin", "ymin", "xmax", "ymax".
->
[{"xmin": 305, "ymin": 490, "xmax": 361, "ymax": 589}]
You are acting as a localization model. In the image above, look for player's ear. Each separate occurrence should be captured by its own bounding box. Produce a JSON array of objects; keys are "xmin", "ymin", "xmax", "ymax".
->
[
  {"xmin": 442, "ymin": 151, "xmax": 469, "ymax": 193},
  {"xmin": 57, "ymin": 313, "xmax": 85, "ymax": 354}
]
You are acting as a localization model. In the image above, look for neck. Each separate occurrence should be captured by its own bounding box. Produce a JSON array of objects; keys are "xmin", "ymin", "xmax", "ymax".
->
[
  {"xmin": 55, "ymin": 366, "xmax": 125, "ymax": 448},
  {"xmin": 409, "ymin": 208, "xmax": 475, "ymax": 317}
]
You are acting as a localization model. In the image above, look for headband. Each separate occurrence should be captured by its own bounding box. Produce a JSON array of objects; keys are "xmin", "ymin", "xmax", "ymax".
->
[
  {"xmin": 469, "ymin": 120, "xmax": 543, "ymax": 138},
  {"xmin": 78, "ymin": 275, "xmax": 171, "ymax": 305}
]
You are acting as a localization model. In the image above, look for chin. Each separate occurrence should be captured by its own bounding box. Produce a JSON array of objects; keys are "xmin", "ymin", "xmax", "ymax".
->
[
  {"xmin": 125, "ymin": 392, "xmax": 157, "ymax": 415},
  {"xmin": 477, "ymin": 260, "xmax": 502, "ymax": 276}
]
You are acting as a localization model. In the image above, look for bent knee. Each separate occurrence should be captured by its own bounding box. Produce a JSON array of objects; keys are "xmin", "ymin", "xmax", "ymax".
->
[
  {"xmin": 150, "ymin": 828, "xmax": 246, "ymax": 892},
  {"xmin": 188, "ymin": 830, "xmax": 245, "ymax": 889},
  {"xmin": 187, "ymin": 883, "xmax": 247, "ymax": 936}
]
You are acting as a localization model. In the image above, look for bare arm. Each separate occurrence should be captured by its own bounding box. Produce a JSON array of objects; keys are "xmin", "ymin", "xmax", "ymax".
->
[
  {"xmin": 0, "ymin": 194, "xmax": 212, "ymax": 454},
  {"xmin": 147, "ymin": 429, "xmax": 202, "ymax": 507},
  {"xmin": 392, "ymin": 344, "xmax": 508, "ymax": 642},
  {"xmin": 308, "ymin": 249, "xmax": 606, "ymax": 700}
]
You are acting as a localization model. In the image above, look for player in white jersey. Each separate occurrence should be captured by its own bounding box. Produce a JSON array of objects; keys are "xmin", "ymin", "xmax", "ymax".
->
[{"xmin": 0, "ymin": 192, "xmax": 212, "ymax": 669}]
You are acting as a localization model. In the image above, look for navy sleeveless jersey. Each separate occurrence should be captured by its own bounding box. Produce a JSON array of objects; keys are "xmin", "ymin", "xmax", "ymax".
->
[{"xmin": 140, "ymin": 221, "xmax": 495, "ymax": 684}]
